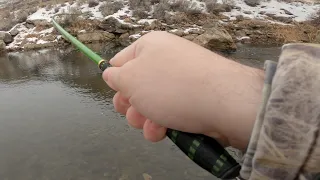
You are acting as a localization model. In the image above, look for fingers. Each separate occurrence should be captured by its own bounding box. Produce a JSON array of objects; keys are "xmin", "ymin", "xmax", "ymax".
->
[
  {"xmin": 113, "ymin": 92, "xmax": 130, "ymax": 115},
  {"xmin": 143, "ymin": 119, "xmax": 167, "ymax": 142},
  {"xmin": 102, "ymin": 66, "xmax": 122, "ymax": 92},
  {"xmin": 109, "ymin": 41, "xmax": 138, "ymax": 67},
  {"xmin": 126, "ymin": 106, "xmax": 146, "ymax": 129}
]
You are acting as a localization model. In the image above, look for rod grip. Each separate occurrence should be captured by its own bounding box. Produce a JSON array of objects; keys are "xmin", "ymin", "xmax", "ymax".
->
[
  {"xmin": 166, "ymin": 129, "xmax": 240, "ymax": 179},
  {"xmin": 99, "ymin": 60, "xmax": 241, "ymax": 179}
]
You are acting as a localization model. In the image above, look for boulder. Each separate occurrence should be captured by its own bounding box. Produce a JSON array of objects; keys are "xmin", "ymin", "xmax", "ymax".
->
[
  {"xmin": 9, "ymin": 26, "xmax": 19, "ymax": 36},
  {"xmin": 99, "ymin": 17, "xmax": 139, "ymax": 33},
  {"xmin": 0, "ymin": 31, "xmax": 13, "ymax": 44},
  {"xmin": 26, "ymin": 19, "xmax": 51, "ymax": 27},
  {"xmin": 23, "ymin": 42, "xmax": 55, "ymax": 50},
  {"xmin": 77, "ymin": 31, "xmax": 115, "ymax": 43},
  {"xmin": 193, "ymin": 27, "xmax": 237, "ymax": 52},
  {"xmin": 119, "ymin": 33, "xmax": 131, "ymax": 47},
  {"xmin": 244, "ymin": 0, "xmax": 260, "ymax": 7},
  {"xmin": 281, "ymin": 8, "xmax": 294, "ymax": 15},
  {"xmin": 0, "ymin": 40, "xmax": 6, "ymax": 52}
]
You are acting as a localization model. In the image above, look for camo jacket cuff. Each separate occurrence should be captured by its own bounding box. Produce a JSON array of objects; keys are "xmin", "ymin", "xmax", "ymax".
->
[{"xmin": 239, "ymin": 43, "xmax": 320, "ymax": 180}]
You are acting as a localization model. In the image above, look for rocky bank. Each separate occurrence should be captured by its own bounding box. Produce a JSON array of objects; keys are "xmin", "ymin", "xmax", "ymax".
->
[{"xmin": 0, "ymin": 0, "xmax": 320, "ymax": 53}]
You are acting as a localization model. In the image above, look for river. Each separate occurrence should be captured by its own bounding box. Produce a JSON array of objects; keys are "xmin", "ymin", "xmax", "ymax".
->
[{"xmin": 0, "ymin": 43, "xmax": 282, "ymax": 180}]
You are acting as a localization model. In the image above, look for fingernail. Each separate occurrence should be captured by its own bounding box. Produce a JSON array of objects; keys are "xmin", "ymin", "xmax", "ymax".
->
[
  {"xmin": 109, "ymin": 57, "xmax": 115, "ymax": 64},
  {"xmin": 103, "ymin": 68, "xmax": 109, "ymax": 82}
]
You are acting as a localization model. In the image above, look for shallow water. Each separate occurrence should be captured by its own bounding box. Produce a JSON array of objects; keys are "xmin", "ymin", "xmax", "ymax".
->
[{"xmin": 0, "ymin": 43, "xmax": 282, "ymax": 180}]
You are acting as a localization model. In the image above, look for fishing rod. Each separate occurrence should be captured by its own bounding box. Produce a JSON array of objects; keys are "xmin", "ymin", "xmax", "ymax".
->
[{"xmin": 51, "ymin": 14, "xmax": 241, "ymax": 179}]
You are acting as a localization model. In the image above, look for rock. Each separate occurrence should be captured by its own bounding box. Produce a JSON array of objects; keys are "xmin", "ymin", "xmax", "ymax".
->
[
  {"xmin": 15, "ymin": 10, "xmax": 28, "ymax": 23},
  {"xmin": 182, "ymin": 34, "xmax": 198, "ymax": 41},
  {"xmin": 119, "ymin": 33, "xmax": 131, "ymax": 46},
  {"xmin": 238, "ymin": 36, "xmax": 251, "ymax": 44},
  {"xmin": 259, "ymin": 11, "xmax": 266, "ymax": 15},
  {"xmin": 234, "ymin": 6, "xmax": 242, "ymax": 10},
  {"xmin": 188, "ymin": 28, "xmax": 205, "ymax": 35},
  {"xmin": 9, "ymin": 26, "xmax": 19, "ymax": 36},
  {"xmin": 23, "ymin": 42, "xmax": 55, "ymax": 50},
  {"xmin": 244, "ymin": 0, "xmax": 260, "ymax": 7},
  {"xmin": 144, "ymin": 20, "xmax": 162, "ymax": 31},
  {"xmin": 255, "ymin": 30, "xmax": 263, "ymax": 35},
  {"xmin": 193, "ymin": 27, "xmax": 237, "ymax": 52},
  {"xmin": 314, "ymin": 30, "xmax": 320, "ymax": 43},
  {"xmin": 0, "ymin": 40, "xmax": 6, "ymax": 52},
  {"xmin": 42, "ymin": 35, "xmax": 56, "ymax": 42},
  {"xmin": 270, "ymin": 15, "xmax": 293, "ymax": 23},
  {"xmin": 99, "ymin": 17, "xmax": 139, "ymax": 33},
  {"xmin": 244, "ymin": 10, "xmax": 252, "ymax": 14},
  {"xmin": 77, "ymin": 31, "xmax": 115, "ymax": 43},
  {"xmin": 0, "ymin": 31, "xmax": 13, "ymax": 44},
  {"xmin": 236, "ymin": 15, "xmax": 244, "ymax": 21},
  {"xmin": 235, "ymin": 30, "xmax": 246, "ymax": 37},
  {"xmin": 169, "ymin": 29, "xmax": 185, "ymax": 37},
  {"xmin": 26, "ymin": 19, "xmax": 51, "ymax": 27},
  {"xmin": 281, "ymin": 8, "xmax": 294, "ymax": 15},
  {"xmin": 26, "ymin": 22, "xmax": 35, "ymax": 29}
]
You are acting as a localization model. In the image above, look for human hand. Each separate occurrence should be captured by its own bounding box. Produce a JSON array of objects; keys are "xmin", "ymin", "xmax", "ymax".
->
[{"xmin": 102, "ymin": 31, "xmax": 264, "ymax": 150}]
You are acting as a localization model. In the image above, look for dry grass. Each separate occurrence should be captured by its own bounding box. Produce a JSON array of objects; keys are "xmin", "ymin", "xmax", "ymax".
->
[
  {"xmin": 25, "ymin": 33, "xmax": 40, "ymax": 38},
  {"xmin": 129, "ymin": 0, "xmax": 152, "ymax": 11},
  {"xmin": 99, "ymin": 1, "xmax": 124, "ymax": 16},
  {"xmin": 310, "ymin": 9, "xmax": 320, "ymax": 27},
  {"xmin": 153, "ymin": 1, "xmax": 171, "ymax": 19},
  {"xmin": 132, "ymin": 8, "xmax": 150, "ymax": 19},
  {"xmin": 206, "ymin": 0, "xmax": 234, "ymax": 15}
]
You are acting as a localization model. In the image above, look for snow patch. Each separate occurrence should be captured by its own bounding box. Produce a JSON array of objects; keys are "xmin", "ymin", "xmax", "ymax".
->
[
  {"xmin": 221, "ymin": 0, "xmax": 320, "ymax": 22},
  {"xmin": 137, "ymin": 19, "xmax": 157, "ymax": 24},
  {"xmin": 184, "ymin": 27, "xmax": 200, "ymax": 33},
  {"xmin": 37, "ymin": 39, "xmax": 50, "ymax": 44},
  {"xmin": 129, "ymin": 33, "xmax": 141, "ymax": 39},
  {"xmin": 237, "ymin": 36, "xmax": 250, "ymax": 40}
]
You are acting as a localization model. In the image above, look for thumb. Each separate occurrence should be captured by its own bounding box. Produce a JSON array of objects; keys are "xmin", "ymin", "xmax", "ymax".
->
[{"xmin": 102, "ymin": 67, "xmax": 122, "ymax": 92}]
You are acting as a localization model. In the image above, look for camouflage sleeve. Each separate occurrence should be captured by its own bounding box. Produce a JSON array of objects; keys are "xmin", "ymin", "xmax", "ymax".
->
[{"xmin": 239, "ymin": 43, "xmax": 320, "ymax": 180}]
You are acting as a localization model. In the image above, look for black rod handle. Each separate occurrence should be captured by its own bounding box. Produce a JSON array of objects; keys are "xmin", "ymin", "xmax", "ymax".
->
[
  {"xmin": 166, "ymin": 129, "xmax": 241, "ymax": 179},
  {"xmin": 99, "ymin": 60, "xmax": 241, "ymax": 179}
]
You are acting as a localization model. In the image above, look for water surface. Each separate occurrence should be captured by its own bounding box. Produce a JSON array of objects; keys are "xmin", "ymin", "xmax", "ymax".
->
[{"xmin": 0, "ymin": 43, "xmax": 282, "ymax": 180}]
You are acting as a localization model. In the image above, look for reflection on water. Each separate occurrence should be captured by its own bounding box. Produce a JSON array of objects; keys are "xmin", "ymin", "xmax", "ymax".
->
[
  {"xmin": 225, "ymin": 43, "xmax": 282, "ymax": 69},
  {"xmin": 0, "ymin": 44, "xmax": 216, "ymax": 180},
  {"xmin": 0, "ymin": 43, "xmax": 282, "ymax": 180}
]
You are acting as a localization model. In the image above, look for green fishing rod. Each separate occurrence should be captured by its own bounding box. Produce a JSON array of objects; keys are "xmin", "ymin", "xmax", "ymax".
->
[{"xmin": 52, "ymin": 15, "xmax": 241, "ymax": 179}]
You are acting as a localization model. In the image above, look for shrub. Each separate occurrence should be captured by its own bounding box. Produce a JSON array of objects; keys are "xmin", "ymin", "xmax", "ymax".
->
[
  {"xmin": 129, "ymin": 0, "xmax": 151, "ymax": 11},
  {"xmin": 153, "ymin": 1, "xmax": 171, "ymax": 19},
  {"xmin": 99, "ymin": 1, "xmax": 124, "ymax": 16},
  {"xmin": 133, "ymin": 8, "xmax": 149, "ymax": 19},
  {"xmin": 170, "ymin": 0, "xmax": 202, "ymax": 15},
  {"xmin": 206, "ymin": 0, "xmax": 233, "ymax": 15},
  {"xmin": 170, "ymin": 0, "xmax": 190, "ymax": 12},
  {"xmin": 185, "ymin": 2, "xmax": 202, "ymax": 15},
  {"xmin": 222, "ymin": 0, "xmax": 235, "ymax": 6},
  {"xmin": 310, "ymin": 9, "xmax": 320, "ymax": 26},
  {"xmin": 88, "ymin": 0, "xmax": 99, "ymax": 7},
  {"xmin": 205, "ymin": 0, "xmax": 218, "ymax": 13}
]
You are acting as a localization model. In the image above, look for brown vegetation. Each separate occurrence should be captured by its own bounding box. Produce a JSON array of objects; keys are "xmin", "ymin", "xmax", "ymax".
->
[{"xmin": 99, "ymin": 1, "xmax": 124, "ymax": 16}]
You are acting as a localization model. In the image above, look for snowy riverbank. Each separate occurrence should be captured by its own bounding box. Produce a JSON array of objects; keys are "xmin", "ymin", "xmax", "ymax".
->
[{"xmin": 1, "ymin": 0, "xmax": 320, "ymax": 53}]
